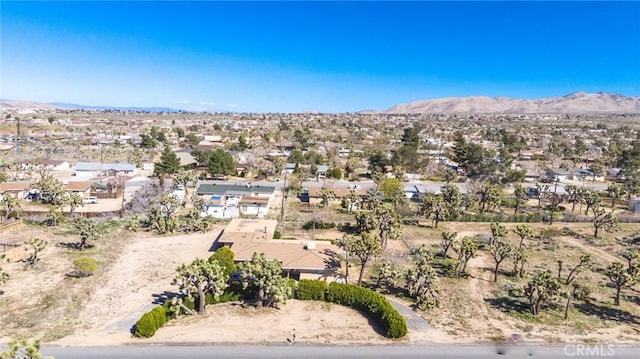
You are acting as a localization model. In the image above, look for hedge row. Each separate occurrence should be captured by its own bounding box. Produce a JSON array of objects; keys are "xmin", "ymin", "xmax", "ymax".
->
[
  {"xmin": 134, "ymin": 306, "xmax": 167, "ymax": 338},
  {"xmin": 295, "ymin": 279, "xmax": 326, "ymax": 301},
  {"xmin": 326, "ymin": 282, "xmax": 407, "ymax": 339}
]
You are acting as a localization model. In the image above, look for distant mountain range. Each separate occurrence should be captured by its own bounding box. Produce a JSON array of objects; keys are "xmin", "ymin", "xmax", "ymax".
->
[
  {"xmin": 385, "ymin": 92, "xmax": 640, "ymax": 114},
  {"xmin": 0, "ymin": 99, "xmax": 182, "ymax": 113},
  {"xmin": 3, "ymin": 92, "xmax": 640, "ymax": 114}
]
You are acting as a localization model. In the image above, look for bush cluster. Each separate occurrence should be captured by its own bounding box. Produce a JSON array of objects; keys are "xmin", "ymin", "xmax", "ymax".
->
[
  {"xmin": 295, "ymin": 279, "xmax": 326, "ymax": 301},
  {"xmin": 326, "ymin": 282, "xmax": 407, "ymax": 338},
  {"xmin": 273, "ymin": 230, "xmax": 282, "ymax": 239},
  {"xmin": 302, "ymin": 220, "xmax": 337, "ymax": 230},
  {"xmin": 134, "ymin": 306, "xmax": 167, "ymax": 338}
]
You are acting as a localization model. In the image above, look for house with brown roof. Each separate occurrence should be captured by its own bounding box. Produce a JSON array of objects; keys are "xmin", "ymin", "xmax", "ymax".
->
[
  {"xmin": 63, "ymin": 181, "xmax": 92, "ymax": 198},
  {"xmin": 213, "ymin": 219, "xmax": 341, "ymax": 281},
  {"xmin": 0, "ymin": 182, "xmax": 30, "ymax": 200}
]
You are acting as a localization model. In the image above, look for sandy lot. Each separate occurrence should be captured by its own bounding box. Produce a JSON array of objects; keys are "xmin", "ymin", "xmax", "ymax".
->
[{"xmin": 52, "ymin": 227, "xmax": 414, "ymax": 347}]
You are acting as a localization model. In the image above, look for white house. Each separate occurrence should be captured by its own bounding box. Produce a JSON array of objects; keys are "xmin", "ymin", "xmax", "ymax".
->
[{"xmin": 75, "ymin": 162, "xmax": 137, "ymax": 179}]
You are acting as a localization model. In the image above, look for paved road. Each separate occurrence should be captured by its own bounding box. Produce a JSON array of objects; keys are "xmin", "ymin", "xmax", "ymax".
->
[{"xmin": 37, "ymin": 344, "xmax": 640, "ymax": 359}]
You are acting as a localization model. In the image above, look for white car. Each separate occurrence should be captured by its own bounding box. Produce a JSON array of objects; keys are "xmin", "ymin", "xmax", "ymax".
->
[{"xmin": 83, "ymin": 196, "xmax": 98, "ymax": 204}]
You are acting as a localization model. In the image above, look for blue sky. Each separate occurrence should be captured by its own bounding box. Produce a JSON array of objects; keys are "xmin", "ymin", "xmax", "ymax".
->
[{"xmin": 1, "ymin": 1, "xmax": 639, "ymax": 113}]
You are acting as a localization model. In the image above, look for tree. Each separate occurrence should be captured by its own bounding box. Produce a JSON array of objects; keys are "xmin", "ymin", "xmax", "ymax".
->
[
  {"xmin": 508, "ymin": 224, "xmax": 530, "ymax": 249},
  {"xmin": 3, "ymin": 195, "xmax": 22, "ymax": 221},
  {"xmin": 70, "ymin": 257, "xmax": 98, "ymax": 277},
  {"xmin": 420, "ymin": 194, "xmax": 449, "ymax": 229},
  {"xmin": 565, "ymin": 254, "xmax": 593, "ymax": 285},
  {"xmin": 379, "ymin": 177, "xmax": 403, "ymax": 200},
  {"xmin": 343, "ymin": 189, "xmax": 361, "ymax": 212},
  {"xmin": 349, "ymin": 232, "xmax": 383, "ymax": 285},
  {"xmin": 46, "ymin": 206, "xmax": 64, "ymax": 227},
  {"xmin": 375, "ymin": 260, "xmax": 401, "ymax": 292},
  {"xmin": 405, "ymin": 246, "xmax": 440, "ymax": 309},
  {"xmin": 455, "ymin": 236, "xmax": 478, "ymax": 277},
  {"xmin": 440, "ymin": 231, "xmax": 457, "ymax": 259},
  {"xmin": 584, "ymin": 190, "xmax": 601, "ymax": 216},
  {"xmin": 154, "ymin": 146, "xmax": 181, "ymax": 177},
  {"xmin": 320, "ymin": 187, "xmax": 336, "ymax": 210},
  {"xmin": 207, "ymin": 149, "xmax": 236, "ymax": 178},
  {"xmin": 147, "ymin": 193, "xmax": 182, "ymax": 234},
  {"xmin": 592, "ymin": 206, "xmax": 618, "ymax": 238},
  {"xmin": 33, "ymin": 175, "xmax": 65, "ymax": 205},
  {"xmin": 238, "ymin": 252, "xmax": 291, "ymax": 309},
  {"xmin": 73, "ymin": 215, "xmax": 99, "ymax": 250},
  {"xmin": 489, "ymin": 239, "xmax": 514, "ymax": 282},
  {"xmin": 511, "ymin": 247, "xmax": 528, "ymax": 278},
  {"xmin": 173, "ymin": 257, "xmax": 228, "ymax": 315},
  {"xmin": 606, "ymin": 183, "xmax": 627, "ymax": 211},
  {"xmin": 67, "ymin": 193, "xmax": 84, "ymax": 215},
  {"xmin": 173, "ymin": 170, "xmax": 197, "ymax": 188},
  {"xmin": 535, "ymin": 183, "xmax": 550, "ymax": 212},
  {"xmin": 513, "ymin": 183, "xmax": 528, "ymax": 215},
  {"xmin": 354, "ymin": 210, "xmax": 377, "ymax": 234},
  {"xmin": 440, "ymin": 183, "xmax": 464, "ymax": 218},
  {"xmin": 621, "ymin": 248, "xmax": 639, "ymax": 269},
  {"xmin": 475, "ymin": 183, "xmax": 501, "ymax": 214},
  {"xmin": 564, "ymin": 185, "xmax": 584, "ymax": 213},
  {"xmin": 562, "ymin": 283, "xmax": 590, "ymax": 320},
  {"xmin": 24, "ymin": 238, "xmax": 47, "ymax": 267},
  {"xmin": 489, "ymin": 221, "xmax": 507, "ymax": 244},
  {"xmin": 373, "ymin": 205, "xmax": 401, "ymax": 248},
  {"xmin": 0, "ymin": 338, "xmax": 53, "ymax": 359},
  {"xmin": 605, "ymin": 262, "xmax": 639, "ymax": 306},
  {"xmin": 524, "ymin": 270, "xmax": 560, "ymax": 315}
]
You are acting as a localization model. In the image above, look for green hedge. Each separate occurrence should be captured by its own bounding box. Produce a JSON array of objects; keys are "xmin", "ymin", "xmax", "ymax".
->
[
  {"xmin": 326, "ymin": 282, "xmax": 407, "ymax": 338},
  {"xmin": 134, "ymin": 305, "xmax": 167, "ymax": 338},
  {"xmin": 296, "ymin": 279, "xmax": 326, "ymax": 301}
]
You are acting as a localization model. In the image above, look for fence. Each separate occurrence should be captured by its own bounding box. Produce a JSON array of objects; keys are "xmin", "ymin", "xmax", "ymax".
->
[{"xmin": 0, "ymin": 219, "xmax": 23, "ymax": 234}]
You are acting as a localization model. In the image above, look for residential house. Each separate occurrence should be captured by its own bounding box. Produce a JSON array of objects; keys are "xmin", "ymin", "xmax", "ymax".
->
[
  {"xmin": 75, "ymin": 162, "xmax": 137, "ymax": 179},
  {"xmin": 213, "ymin": 219, "xmax": 341, "ymax": 281},
  {"xmin": 0, "ymin": 182, "xmax": 30, "ymax": 200},
  {"xmin": 63, "ymin": 181, "xmax": 92, "ymax": 198},
  {"xmin": 546, "ymin": 168, "xmax": 572, "ymax": 182},
  {"xmin": 196, "ymin": 182, "xmax": 276, "ymax": 218}
]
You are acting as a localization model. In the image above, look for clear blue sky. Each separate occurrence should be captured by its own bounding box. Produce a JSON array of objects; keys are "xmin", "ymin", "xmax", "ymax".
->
[{"xmin": 1, "ymin": 1, "xmax": 639, "ymax": 113}]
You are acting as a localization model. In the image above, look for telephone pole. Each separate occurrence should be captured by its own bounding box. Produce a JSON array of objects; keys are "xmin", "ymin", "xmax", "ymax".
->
[{"xmin": 279, "ymin": 172, "xmax": 287, "ymax": 223}]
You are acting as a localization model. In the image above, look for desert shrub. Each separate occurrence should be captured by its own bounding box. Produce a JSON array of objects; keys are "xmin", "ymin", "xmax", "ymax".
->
[
  {"xmin": 273, "ymin": 230, "xmax": 282, "ymax": 239},
  {"xmin": 302, "ymin": 220, "xmax": 336, "ymax": 230},
  {"xmin": 205, "ymin": 291, "xmax": 242, "ymax": 305},
  {"xmin": 296, "ymin": 279, "xmax": 326, "ymax": 301},
  {"xmin": 326, "ymin": 282, "xmax": 407, "ymax": 338},
  {"xmin": 134, "ymin": 305, "xmax": 166, "ymax": 338},
  {"xmin": 288, "ymin": 278, "xmax": 297, "ymax": 299},
  {"xmin": 208, "ymin": 246, "xmax": 236, "ymax": 277},
  {"xmin": 70, "ymin": 257, "xmax": 98, "ymax": 277}
]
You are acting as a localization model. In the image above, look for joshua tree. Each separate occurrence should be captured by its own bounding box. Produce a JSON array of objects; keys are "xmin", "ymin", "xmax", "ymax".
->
[
  {"xmin": 24, "ymin": 237, "xmax": 47, "ymax": 267},
  {"xmin": 489, "ymin": 239, "xmax": 514, "ymax": 282},
  {"xmin": 592, "ymin": 206, "xmax": 617, "ymax": 239},
  {"xmin": 440, "ymin": 231, "xmax": 458, "ymax": 259},
  {"xmin": 565, "ymin": 254, "xmax": 593, "ymax": 285},
  {"xmin": 455, "ymin": 236, "xmax": 478, "ymax": 278},
  {"xmin": 237, "ymin": 252, "xmax": 291, "ymax": 309},
  {"xmin": 173, "ymin": 257, "xmax": 228, "ymax": 315},
  {"xmin": 524, "ymin": 270, "xmax": 560, "ymax": 316},
  {"xmin": 605, "ymin": 262, "xmax": 639, "ymax": 306},
  {"xmin": 72, "ymin": 215, "xmax": 100, "ymax": 250}
]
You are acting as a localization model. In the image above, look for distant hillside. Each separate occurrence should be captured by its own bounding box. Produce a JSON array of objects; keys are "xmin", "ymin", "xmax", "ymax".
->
[
  {"xmin": 385, "ymin": 92, "xmax": 640, "ymax": 114},
  {"xmin": 0, "ymin": 99, "xmax": 60, "ymax": 111},
  {"xmin": 0, "ymin": 99, "xmax": 182, "ymax": 113}
]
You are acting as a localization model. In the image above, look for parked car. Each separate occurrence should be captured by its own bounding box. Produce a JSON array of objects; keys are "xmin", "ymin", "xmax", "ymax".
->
[{"xmin": 83, "ymin": 196, "xmax": 98, "ymax": 204}]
